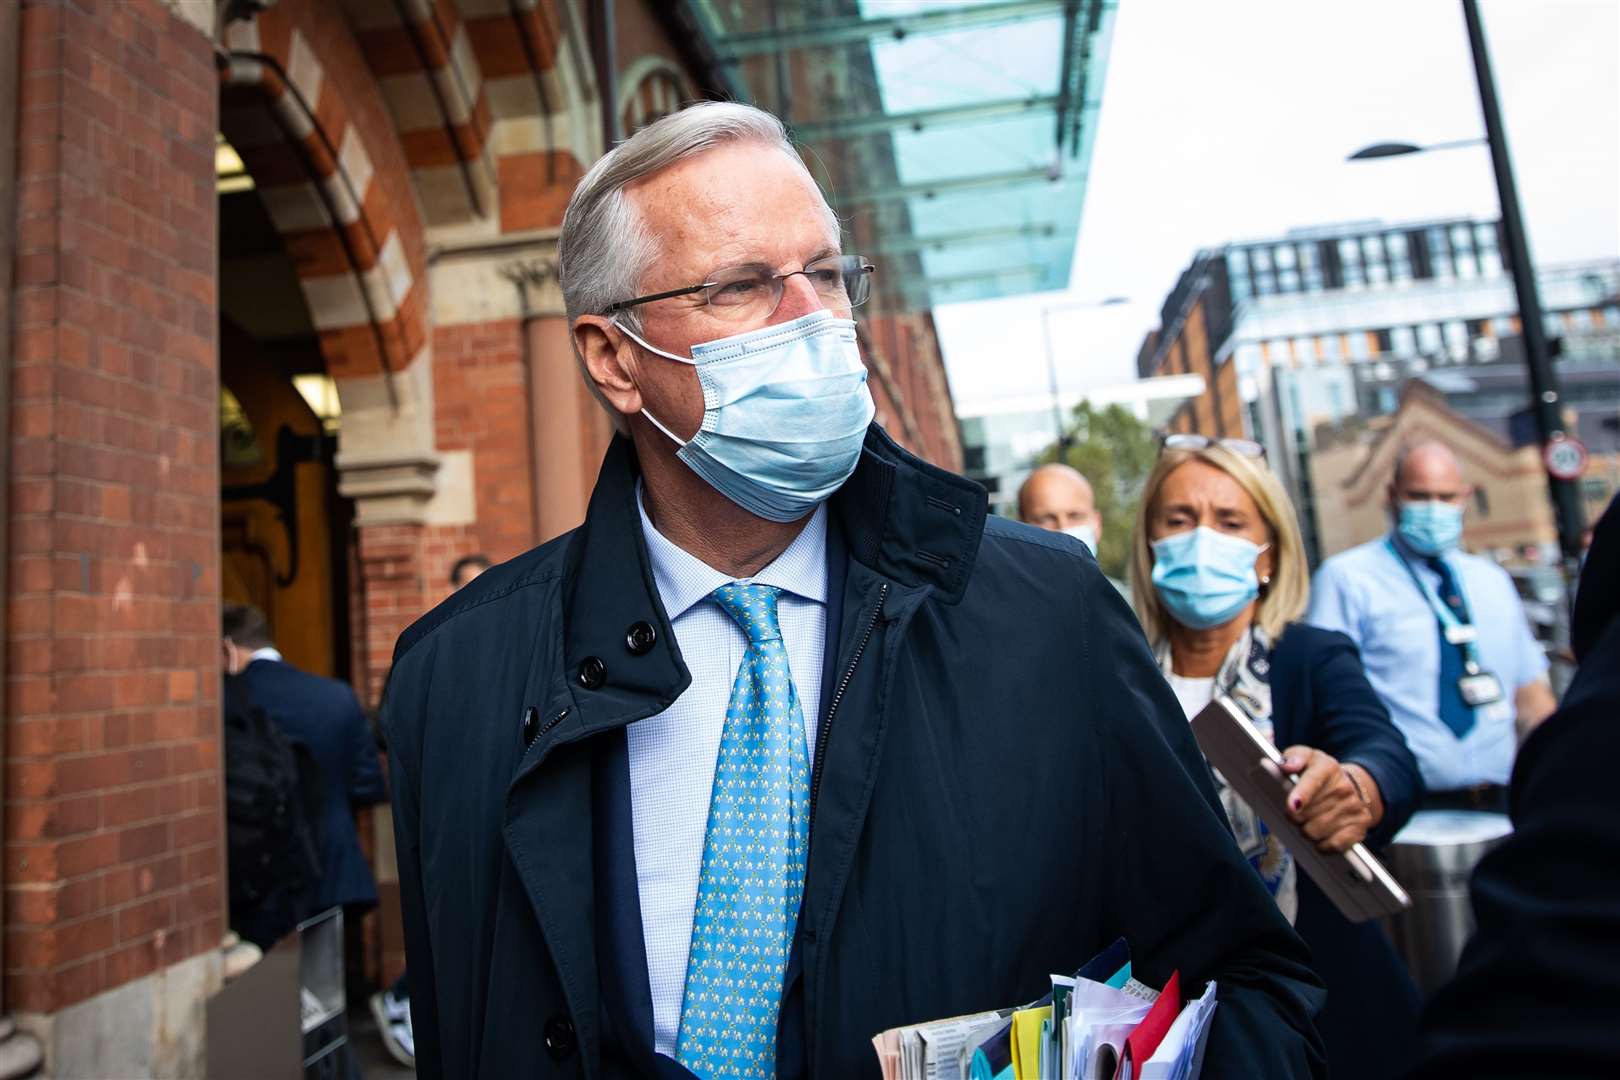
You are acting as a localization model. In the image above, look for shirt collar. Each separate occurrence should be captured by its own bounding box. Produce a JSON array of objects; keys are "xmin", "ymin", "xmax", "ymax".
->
[
  {"xmin": 248, "ymin": 646, "xmax": 283, "ymax": 664},
  {"xmin": 636, "ymin": 482, "xmax": 828, "ymax": 621}
]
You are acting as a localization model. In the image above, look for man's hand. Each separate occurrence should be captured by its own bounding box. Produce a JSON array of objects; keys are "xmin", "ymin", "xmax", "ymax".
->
[{"xmin": 1279, "ymin": 745, "xmax": 1379, "ymax": 853}]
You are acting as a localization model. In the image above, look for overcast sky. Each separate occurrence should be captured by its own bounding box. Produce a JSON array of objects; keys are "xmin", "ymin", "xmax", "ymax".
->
[{"xmin": 933, "ymin": 0, "xmax": 1620, "ymax": 411}]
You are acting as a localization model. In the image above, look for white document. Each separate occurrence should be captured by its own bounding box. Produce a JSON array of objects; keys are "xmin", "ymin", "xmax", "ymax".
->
[
  {"xmin": 917, "ymin": 1012, "xmax": 1004, "ymax": 1080},
  {"xmin": 1137, "ymin": 981, "xmax": 1219, "ymax": 1080}
]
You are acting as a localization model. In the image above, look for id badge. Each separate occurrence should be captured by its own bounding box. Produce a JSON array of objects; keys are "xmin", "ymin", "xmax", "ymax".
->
[
  {"xmin": 1445, "ymin": 624, "xmax": 1479, "ymax": 645},
  {"xmin": 1458, "ymin": 670, "xmax": 1504, "ymax": 707}
]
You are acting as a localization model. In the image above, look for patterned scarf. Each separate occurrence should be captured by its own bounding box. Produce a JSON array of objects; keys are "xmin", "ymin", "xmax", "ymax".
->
[{"xmin": 1158, "ymin": 626, "xmax": 1298, "ymax": 924}]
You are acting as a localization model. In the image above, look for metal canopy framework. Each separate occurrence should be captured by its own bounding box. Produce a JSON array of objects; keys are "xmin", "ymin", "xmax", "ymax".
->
[{"xmin": 675, "ymin": 0, "xmax": 1118, "ymax": 312}]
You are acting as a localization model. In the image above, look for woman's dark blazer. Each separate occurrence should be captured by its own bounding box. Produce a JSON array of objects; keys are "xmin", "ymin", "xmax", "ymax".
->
[{"xmin": 1270, "ymin": 622, "xmax": 1425, "ymax": 1079}]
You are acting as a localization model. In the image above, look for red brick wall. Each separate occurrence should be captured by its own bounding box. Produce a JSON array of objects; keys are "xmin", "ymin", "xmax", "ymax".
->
[
  {"xmin": 861, "ymin": 310, "xmax": 963, "ymax": 473},
  {"xmin": 352, "ymin": 524, "xmax": 427, "ymax": 710},
  {"xmin": 432, "ymin": 319, "xmax": 537, "ymax": 565},
  {"xmin": 7, "ymin": 0, "xmax": 222, "ymax": 1012}
]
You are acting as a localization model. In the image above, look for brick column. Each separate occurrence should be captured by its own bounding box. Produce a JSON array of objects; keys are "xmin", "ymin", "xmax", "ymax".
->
[{"xmin": 6, "ymin": 1, "xmax": 223, "ymax": 1071}]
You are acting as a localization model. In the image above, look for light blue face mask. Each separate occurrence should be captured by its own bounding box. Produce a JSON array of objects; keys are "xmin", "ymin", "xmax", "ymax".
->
[
  {"xmin": 1062, "ymin": 523, "xmax": 1097, "ymax": 556},
  {"xmin": 1150, "ymin": 526, "xmax": 1268, "ymax": 631},
  {"xmin": 615, "ymin": 310, "xmax": 876, "ymax": 523},
  {"xmin": 1397, "ymin": 500, "xmax": 1464, "ymax": 557}
]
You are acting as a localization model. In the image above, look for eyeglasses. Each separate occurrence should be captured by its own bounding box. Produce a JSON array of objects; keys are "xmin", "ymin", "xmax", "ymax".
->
[
  {"xmin": 1160, "ymin": 433, "xmax": 1267, "ymax": 459},
  {"xmin": 604, "ymin": 254, "xmax": 876, "ymax": 322}
]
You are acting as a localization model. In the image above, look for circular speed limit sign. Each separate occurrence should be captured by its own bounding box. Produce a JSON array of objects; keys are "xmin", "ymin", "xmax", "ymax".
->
[{"xmin": 1543, "ymin": 435, "xmax": 1589, "ymax": 481}]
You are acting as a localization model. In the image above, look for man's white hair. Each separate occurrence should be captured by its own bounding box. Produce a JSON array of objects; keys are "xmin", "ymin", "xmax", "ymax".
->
[{"xmin": 557, "ymin": 101, "xmax": 838, "ymax": 429}]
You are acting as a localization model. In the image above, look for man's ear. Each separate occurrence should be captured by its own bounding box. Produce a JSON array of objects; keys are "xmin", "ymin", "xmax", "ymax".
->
[{"xmin": 572, "ymin": 316, "xmax": 643, "ymax": 418}]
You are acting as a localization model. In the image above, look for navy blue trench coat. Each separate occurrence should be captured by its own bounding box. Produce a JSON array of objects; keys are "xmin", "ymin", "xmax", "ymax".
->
[{"xmin": 382, "ymin": 426, "xmax": 1326, "ymax": 1079}]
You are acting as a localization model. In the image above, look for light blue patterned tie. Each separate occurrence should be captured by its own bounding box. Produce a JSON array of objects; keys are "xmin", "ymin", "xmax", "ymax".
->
[{"xmin": 675, "ymin": 583, "xmax": 810, "ymax": 1079}]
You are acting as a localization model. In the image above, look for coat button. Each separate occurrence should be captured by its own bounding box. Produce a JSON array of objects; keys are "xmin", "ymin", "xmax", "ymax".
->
[
  {"xmin": 577, "ymin": 656, "xmax": 606, "ymax": 689},
  {"xmin": 625, "ymin": 621, "xmax": 657, "ymax": 655},
  {"xmin": 521, "ymin": 706, "xmax": 539, "ymax": 746},
  {"xmin": 543, "ymin": 1014, "xmax": 577, "ymax": 1061}
]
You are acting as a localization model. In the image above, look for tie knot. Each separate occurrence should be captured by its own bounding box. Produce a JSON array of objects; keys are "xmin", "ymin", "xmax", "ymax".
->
[{"xmin": 711, "ymin": 582, "xmax": 783, "ymax": 644}]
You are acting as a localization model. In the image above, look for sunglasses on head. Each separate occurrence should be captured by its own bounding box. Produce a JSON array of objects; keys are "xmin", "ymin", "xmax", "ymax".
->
[{"xmin": 1159, "ymin": 433, "xmax": 1267, "ymax": 459}]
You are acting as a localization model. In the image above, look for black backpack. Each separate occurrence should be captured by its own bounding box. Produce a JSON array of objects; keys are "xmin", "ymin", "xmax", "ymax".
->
[{"xmin": 223, "ymin": 676, "xmax": 324, "ymax": 946}]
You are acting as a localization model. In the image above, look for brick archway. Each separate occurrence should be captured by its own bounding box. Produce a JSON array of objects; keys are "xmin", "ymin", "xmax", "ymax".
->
[{"xmin": 217, "ymin": 2, "xmax": 451, "ymax": 710}]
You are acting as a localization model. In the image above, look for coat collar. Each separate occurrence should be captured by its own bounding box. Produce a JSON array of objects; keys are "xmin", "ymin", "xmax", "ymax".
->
[{"xmin": 554, "ymin": 424, "xmax": 988, "ymax": 742}]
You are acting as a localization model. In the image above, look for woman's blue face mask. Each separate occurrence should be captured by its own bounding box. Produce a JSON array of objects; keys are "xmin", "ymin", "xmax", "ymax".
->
[{"xmin": 1150, "ymin": 526, "xmax": 1269, "ymax": 631}]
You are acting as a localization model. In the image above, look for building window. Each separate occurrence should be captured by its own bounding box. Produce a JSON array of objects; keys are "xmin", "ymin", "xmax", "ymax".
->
[
  {"xmin": 1444, "ymin": 320, "xmax": 1470, "ymax": 361},
  {"xmin": 1274, "ymin": 244, "xmax": 1300, "ymax": 293},
  {"xmin": 1363, "ymin": 235, "xmax": 1390, "ymax": 286},
  {"xmin": 1475, "ymin": 222, "xmax": 1503, "ymax": 274},
  {"xmin": 1427, "ymin": 226, "xmax": 1454, "ymax": 278},
  {"xmin": 1417, "ymin": 323, "xmax": 1443, "ymax": 355},
  {"xmin": 1298, "ymin": 243, "xmax": 1324, "ymax": 292},
  {"xmin": 1474, "ymin": 488, "xmax": 1490, "ymax": 517},
  {"xmin": 1347, "ymin": 331, "xmax": 1371, "ymax": 361},
  {"xmin": 1294, "ymin": 336, "xmax": 1317, "ymax": 365},
  {"xmin": 1236, "ymin": 341, "xmax": 1263, "ymax": 374},
  {"xmin": 1339, "ymin": 238, "xmax": 1365, "ymax": 289},
  {"xmin": 1327, "ymin": 380, "xmax": 1347, "ymax": 417},
  {"xmin": 1321, "ymin": 333, "xmax": 1343, "ymax": 362},
  {"xmin": 1227, "ymin": 249, "xmax": 1252, "ymax": 301},
  {"xmin": 1387, "ymin": 232, "xmax": 1413, "ymax": 283},
  {"xmin": 1374, "ymin": 328, "xmax": 1393, "ymax": 354},
  {"xmin": 1452, "ymin": 223, "xmax": 1479, "ymax": 279},
  {"xmin": 1391, "ymin": 325, "xmax": 1417, "ymax": 356}
]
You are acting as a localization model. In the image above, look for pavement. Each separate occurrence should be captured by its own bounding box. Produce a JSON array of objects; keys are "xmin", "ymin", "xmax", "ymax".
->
[{"xmin": 346, "ymin": 1003, "xmax": 416, "ymax": 1079}]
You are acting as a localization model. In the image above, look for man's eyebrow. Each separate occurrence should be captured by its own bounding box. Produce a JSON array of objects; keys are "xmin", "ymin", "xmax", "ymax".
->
[{"xmin": 806, "ymin": 246, "xmax": 841, "ymax": 264}]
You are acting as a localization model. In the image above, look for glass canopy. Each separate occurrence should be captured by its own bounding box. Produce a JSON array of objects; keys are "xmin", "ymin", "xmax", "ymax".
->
[{"xmin": 676, "ymin": 0, "xmax": 1118, "ymax": 311}]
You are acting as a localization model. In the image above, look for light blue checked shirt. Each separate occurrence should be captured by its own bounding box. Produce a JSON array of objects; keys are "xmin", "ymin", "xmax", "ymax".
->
[{"xmin": 628, "ymin": 484, "xmax": 827, "ymax": 1058}]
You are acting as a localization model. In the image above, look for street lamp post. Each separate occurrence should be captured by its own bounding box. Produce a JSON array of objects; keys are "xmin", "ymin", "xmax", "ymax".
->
[
  {"xmin": 1462, "ymin": 0, "xmax": 1585, "ymax": 563},
  {"xmin": 1041, "ymin": 296, "xmax": 1128, "ymax": 450},
  {"xmin": 1349, "ymin": 0, "xmax": 1587, "ymax": 565}
]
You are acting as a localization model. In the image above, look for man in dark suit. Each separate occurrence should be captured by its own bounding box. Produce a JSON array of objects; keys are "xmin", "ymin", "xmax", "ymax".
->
[
  {"xmin": 1416, "ymin": 493, "xmax": 1620, "ymax": 1077},
  {"xmin": 383, "ymin": 101, "xmax": 1325, "ymax": 1079},
  {"xmin": 223, "ymin": 605, "xmax": 388, "ymax": 924}
]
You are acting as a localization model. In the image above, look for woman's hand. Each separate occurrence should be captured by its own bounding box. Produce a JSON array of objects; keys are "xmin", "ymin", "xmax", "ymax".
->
[{"xmin": 1279, "ymin": 746, "xmax": 1381, "ymax": 853}]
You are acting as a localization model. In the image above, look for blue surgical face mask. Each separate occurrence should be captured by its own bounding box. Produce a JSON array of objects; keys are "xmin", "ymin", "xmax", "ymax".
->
[
  {"xmin": 1062, "ymin": 523, "xmax": 1097, "ymax": 556},
  {"xmin": 1150, "ymin": 526, "xmax": 1268, "ymax": 631},
  {"xmin": 616, "ymin": 310, "xmax": 876, "ymax": 522},
  {"xmin": 1397, "ymin": 500, "xmax": 1464, "ymax": 557}
]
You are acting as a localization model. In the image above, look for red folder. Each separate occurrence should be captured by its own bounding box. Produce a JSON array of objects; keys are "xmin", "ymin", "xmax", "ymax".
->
[{"xmin": 1115, "ymin": 970, "xmax": 1182, "ymax": 1080}]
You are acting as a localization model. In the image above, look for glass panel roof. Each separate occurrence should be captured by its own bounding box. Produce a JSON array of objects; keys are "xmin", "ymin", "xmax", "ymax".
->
[{"xmin": 680, "ymin": 0, "xmax": 1117, "ymax": 312}]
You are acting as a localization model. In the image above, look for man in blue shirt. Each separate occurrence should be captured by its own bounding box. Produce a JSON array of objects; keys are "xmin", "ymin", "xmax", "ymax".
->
[{"xmin": 1307, "ymin": 440, "xmax": 1556, "ymax": 808}]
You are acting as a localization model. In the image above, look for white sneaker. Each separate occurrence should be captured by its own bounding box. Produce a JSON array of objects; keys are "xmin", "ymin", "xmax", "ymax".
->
[{"xmin": 370, "ymin": 989, "xmax": 415, "ymax": 1067}]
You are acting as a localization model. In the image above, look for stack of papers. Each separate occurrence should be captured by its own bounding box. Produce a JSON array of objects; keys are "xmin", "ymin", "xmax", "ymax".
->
[{"xmin": 871, "ymin": 940, "xmax": 1218, "ymax": 1080}]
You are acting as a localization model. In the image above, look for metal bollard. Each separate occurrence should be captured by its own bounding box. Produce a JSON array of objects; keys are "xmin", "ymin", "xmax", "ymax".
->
[{"xmin": 1383, "ymin": 810, "xmax": 1513, "ymax": 996}]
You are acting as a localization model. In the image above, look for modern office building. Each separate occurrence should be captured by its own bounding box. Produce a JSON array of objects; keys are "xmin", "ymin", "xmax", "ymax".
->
[
  {"xmin": 959, "ymin": 373, "xmax": 1204, "ymax": 518},
  {"xmin": 1136, "ymin": 215, "xmax": 1620, "ymax": 560}
]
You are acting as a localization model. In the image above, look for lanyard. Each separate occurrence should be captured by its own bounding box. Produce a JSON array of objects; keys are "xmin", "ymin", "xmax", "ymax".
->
[{"xmin": 1383, "ymin": 538, "xmax": 1482, "ymax": 669}]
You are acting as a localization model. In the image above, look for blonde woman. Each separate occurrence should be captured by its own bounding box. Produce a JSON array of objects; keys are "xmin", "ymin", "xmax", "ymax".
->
[{"xmin": 1130, "ymin": 435, "xmax": 1423, "ymax": 1080}]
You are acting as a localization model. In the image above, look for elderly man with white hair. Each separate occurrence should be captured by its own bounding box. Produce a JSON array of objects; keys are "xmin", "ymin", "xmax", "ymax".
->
[{"xmin": 382, "ymin": 102, "xmax": 1325, "ymax": 1079}]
